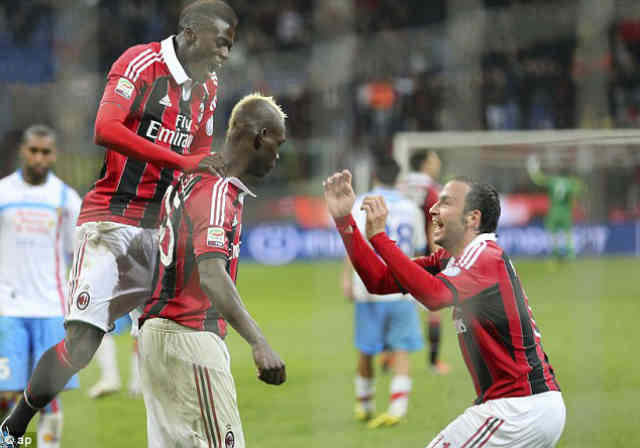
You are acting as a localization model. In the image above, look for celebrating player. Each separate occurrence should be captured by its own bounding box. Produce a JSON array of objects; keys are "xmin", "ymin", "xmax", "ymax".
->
[
  {"xmin": 0, "ymin": 125, "xmax": 81, "ymax": 448},
  {"xmin": 138, "ymin": 93, "xmax": 287, "ymax": 447},
  {"xmin": 324, "ymin": 170, "xmax": 565, "ymax": 447},
  {"xmin": 344, "ymin": 157, "xmax": 425, "ymax": 427},
  {"xmin": 399, "ymin": 149, "xmax": 450, "ymax": 374},
  {"xmin": 1, "ymin": 1, "xmax": 237, "ymax": 443}
]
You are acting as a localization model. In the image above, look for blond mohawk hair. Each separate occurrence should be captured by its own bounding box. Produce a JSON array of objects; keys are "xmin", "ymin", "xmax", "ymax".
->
[{"xmin": 227, "ymin": 92, "xmax": 287, "ymax": 133}]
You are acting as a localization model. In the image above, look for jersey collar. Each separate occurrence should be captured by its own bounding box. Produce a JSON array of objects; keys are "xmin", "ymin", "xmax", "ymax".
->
[
  {"xmin": 454, "ymin": 233, "xmax": 497, "ymax": 263},
  {"xmin": 229, "ymin": 177, "xmax": 257, "ymax": 198},
  {"xmin": 17, "ymin": 169, "xmax": 52, "ymax": 186},
  {"xmin": 469, "ymin": 233, "xmax": 497, "ymax": 245},
  {"xmin": 161, "ymin": 36, "xmax": 191, "ymax": 87}
]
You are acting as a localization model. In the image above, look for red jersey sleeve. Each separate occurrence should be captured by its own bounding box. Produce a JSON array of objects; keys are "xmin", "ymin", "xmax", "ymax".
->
[
  {"xmin": 369, "ymin": 232, "xmax": 455, "ymax": 310},
  {"xmin": 191, "ymin": 177, "xmax": 233, "ymax": 261},
  {"xmin": 99, "ymin": 44, "xmax": 153, "ymax": 116},
  {"xmin": 336, "ymin": 214, "xmax": 447, "ymax": 296}
]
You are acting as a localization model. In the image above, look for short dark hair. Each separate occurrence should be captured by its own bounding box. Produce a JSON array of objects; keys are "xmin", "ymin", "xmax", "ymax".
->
[
  {"xmin": 409, "ymin": 149, "xmax": 439, "ymax": 172},
  {"xmin": 453, "ymin": 176, "xmax": 501, "ymax": 233},
  {"xmin": 373, "ymin": 156, "xmax": 400, "ymax": 186},
  {"xmin": 409, "ymin": 149, "xmax": 428, "ymax": 172},
  {"xmin": 21, "ymin": 124, "xmax": 56, "ymax": 146},
  {"xmin": 179, "ymin": 0, "xmax": 238, "ymax": 31}
]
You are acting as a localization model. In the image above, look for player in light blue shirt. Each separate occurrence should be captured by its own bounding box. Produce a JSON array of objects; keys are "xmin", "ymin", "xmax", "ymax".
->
[{"xmin": 343, "ymin": 157, "xmax": 425, "ymax": 428}]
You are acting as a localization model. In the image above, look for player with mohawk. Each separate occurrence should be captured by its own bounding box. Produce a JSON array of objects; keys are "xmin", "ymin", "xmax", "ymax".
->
[{"xmin": 138, "ymin": 93, "xmax": 287, "ymax": 447}]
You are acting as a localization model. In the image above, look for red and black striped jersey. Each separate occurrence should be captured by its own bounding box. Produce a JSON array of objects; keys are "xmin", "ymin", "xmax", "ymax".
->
[
  {"xmin": 140, "ymin": 173, "xmax": 255, "ymax": 336},
  {"xmin": 419, "ymin": 234, "xmax": 561, "ymax": 403},
  {"xmin": 78, "ymin": 36, "xmax": 220, "ymax": 228}
]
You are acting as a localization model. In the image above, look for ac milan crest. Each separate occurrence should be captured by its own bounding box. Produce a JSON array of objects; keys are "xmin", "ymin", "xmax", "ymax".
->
[
  {"xmin": 224, "ymin": 431, "xmax": 234, "ymax": 448},
  {"xmin": 76, "ymin": 292, "xmax": 90, "ymax": 310}
]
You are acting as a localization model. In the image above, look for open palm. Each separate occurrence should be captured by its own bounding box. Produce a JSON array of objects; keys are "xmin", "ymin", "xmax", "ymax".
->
[{"xmin": 323, "ymin": 169, "xmax": 356, "ymax": 219}]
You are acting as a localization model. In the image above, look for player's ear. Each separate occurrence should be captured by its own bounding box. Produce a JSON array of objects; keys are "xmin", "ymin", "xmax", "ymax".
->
[
  {"xmin": 467, "ymin": 210, "xmax": 481, "ymax": 230},
  {"xmin": 183, "ymin": 26, "xmax": 197, "ymax": 45},
  {"xmin": 253, "ymin": 128, "xmax": 267, "ymax": 150}
]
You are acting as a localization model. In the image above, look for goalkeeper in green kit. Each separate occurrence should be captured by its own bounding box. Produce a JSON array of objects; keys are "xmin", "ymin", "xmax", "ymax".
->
[{"xmin": 527, "ymin": 155, "xmax": 584, "ymax": 260}]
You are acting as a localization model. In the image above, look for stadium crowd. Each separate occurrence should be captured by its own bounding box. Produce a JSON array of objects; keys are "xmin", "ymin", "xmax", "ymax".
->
[{"xmin": 1, "ymin": 0, "xmax": 639, "ymax": 218}]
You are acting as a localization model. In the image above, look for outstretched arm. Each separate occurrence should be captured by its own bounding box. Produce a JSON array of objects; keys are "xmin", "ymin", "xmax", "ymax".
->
[
  {"xmin": 527, "ymin": 154, "xmax": 548, "ymax": 187},
  {"xmin": 95, "ymin": 99, "xmax": 225, "ymax": 175},
  {"xmin": 324, "ymin": 170, "xmax": 442, "ymax": 295},
  {"xmin": 324, "ymin": 170, "xmax": 403, "ymax": 295},
  {"xmin": 335, "ymin": 214, "xmax": 405, "ymax": 295},
  {"xmin": 198, "ymin": 258, "xmax": 285, "ymax": 385},
  {"xmin": 361, "ymin": 196, "xmax": 454, "ymax": 310}
]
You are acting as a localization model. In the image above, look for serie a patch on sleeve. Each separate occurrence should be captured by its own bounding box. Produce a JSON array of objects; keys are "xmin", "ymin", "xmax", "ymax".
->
[
  {"xmin": 115, "ymin": 77, "xmax": 135, "ymax": 99},
  {"xmin": 207, "ymin": 227, "xmax": 225, "ymax": 248}
]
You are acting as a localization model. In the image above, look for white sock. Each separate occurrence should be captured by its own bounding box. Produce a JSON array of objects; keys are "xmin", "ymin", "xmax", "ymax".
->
[
  {"xmin": 388, "ymin": 375, "xmax": 411, "ymax": 418},
  {"xmin": 96, "ymin": 334, "xmax": 120, "ymax": 383},
  {"xmin": 355, "ymin": 375, "xmax": 375, "ymax": 413},
  {"xmin": 37, "ymin": 411, "xmax": 63, "ymax": 448}
]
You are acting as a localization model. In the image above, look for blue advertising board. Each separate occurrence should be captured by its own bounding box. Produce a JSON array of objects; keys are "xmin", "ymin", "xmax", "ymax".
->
[{"xmin": 240, "ymin": 221, "xmax": 640, "ymax": 265}]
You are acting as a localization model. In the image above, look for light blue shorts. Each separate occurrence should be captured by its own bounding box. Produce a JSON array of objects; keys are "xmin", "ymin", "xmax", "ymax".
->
[
  {"xmin": 0, "ymin": 316, "xmax": 79, "ymax": 391},
  {"xmin": 354, "ymin": 300, "xmax": 424, "ymax": 355},
  {"xmin": 112, "ymin": 314, "xmax": 132, "ymax": 335}
]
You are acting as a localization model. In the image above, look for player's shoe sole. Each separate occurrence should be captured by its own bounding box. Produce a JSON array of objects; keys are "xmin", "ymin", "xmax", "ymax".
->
[{"xmin": 366, "ymin": 413, "xmax": 403, "ymax": 429}]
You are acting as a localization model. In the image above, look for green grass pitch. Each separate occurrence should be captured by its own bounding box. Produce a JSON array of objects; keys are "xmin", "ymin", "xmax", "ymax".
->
[{"xmin": 46, "ymin": 258, "xmax": 638, "ymax": 447}]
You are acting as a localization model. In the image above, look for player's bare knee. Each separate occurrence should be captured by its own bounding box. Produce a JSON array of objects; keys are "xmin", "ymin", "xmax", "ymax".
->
[{"xmin": 64, "ymin": 322, "xmax": 105, "ymax": 369}]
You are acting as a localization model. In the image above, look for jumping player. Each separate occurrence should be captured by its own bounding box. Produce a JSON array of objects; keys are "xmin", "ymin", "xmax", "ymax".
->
[
  {"xmin": 138, "ymin": 93, "xmax": 287, "ymax": 447},
  {"xmin": 324, "ymin": 170, "xmax": 565, "ymax": 447},
  {"xmin": 1, "ymin": 1, "xmax": 237, "ymax": 443},
  {"xmin": 0, "ymin": 125, "xmax": 81, "ymax": 448}
]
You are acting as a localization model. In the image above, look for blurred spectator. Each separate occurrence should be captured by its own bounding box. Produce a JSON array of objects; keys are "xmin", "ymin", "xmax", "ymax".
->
[{"xmin": 1, "ymin": 0, "xmax": 640, "ymax": 222}]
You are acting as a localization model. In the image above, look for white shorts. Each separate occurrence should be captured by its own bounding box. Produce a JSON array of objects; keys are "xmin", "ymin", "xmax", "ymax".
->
[
  {"xmin": 66, "ymin": 222, "xmax": 158, "ymax": 333},
  {"xmin": 138, "ymin": 318, "xmax": 245, "ymax": 448},
  {"xmin": 426, "ymin": 391, "xmax": 565, "ymax": 448}
]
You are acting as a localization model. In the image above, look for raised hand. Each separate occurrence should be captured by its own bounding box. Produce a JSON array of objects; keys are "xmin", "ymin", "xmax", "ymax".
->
[
  {"xmin": 361, "ymin": 195, "xmax": 389, "ymax": 239},
  {"xmin": 323, "ymin": 170, "xmax": 356, "ymax": 219},
  {"xmin": 252, "ymin": 340, "xmax": 286, "ymax": 386}
]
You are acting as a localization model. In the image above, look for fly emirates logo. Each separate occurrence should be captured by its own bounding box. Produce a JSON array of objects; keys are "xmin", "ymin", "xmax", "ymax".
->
[{"xmin": 146, "ymin": 114, "xmax": 194, "ymax": 149}]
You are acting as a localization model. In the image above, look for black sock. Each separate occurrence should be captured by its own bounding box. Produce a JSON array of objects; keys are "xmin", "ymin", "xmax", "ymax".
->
[
  {"xmin": 5, "ymin": 342, "xmax": 77, "ymax": 436},
  {"xmin": 428, "ymin": 321, "xmax": 441, "ymax": 365},
  {"xmin": 3, "ymin": 397, "xmax": 36, "ymax": 437}
]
